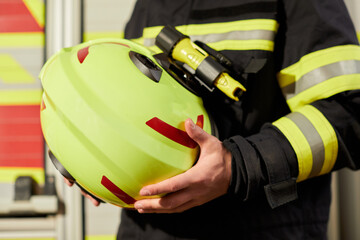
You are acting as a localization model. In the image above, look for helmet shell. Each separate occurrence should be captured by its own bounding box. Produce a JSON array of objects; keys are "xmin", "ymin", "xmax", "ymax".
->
[{"xmin": 40, "ymin": 39, "xmax": 212, "ymax": 208}]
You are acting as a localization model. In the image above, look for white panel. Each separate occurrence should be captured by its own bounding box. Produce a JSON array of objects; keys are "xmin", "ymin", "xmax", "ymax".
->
[
  {"xmin": 338, "ymin": 169, "xmax": 360, "ymax": 240},
  {"xmin": 84, "ymin": 0, "xmax": 137, "ymax": 32},
  {"xmin": 344, "ymin": 0, "xmax": 360, "ymax": 30},
  {"xmin": 85, "ymin": 201, "xmax": 121, "ymax": 236},
  {"xmin": 328, "ymin": 173, "xmax": 340, "ymax": 240}
]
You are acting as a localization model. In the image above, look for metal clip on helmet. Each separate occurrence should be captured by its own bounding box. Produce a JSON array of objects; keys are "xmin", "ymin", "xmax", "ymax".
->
[{"xmin": 40, "ymin": 39, "xmax": 213, "ymax": 208}]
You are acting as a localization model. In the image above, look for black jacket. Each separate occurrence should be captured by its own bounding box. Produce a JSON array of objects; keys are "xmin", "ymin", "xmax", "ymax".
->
[{"xmin": 118, "ymin": 0, "xmax": 360, "ymax": 239}]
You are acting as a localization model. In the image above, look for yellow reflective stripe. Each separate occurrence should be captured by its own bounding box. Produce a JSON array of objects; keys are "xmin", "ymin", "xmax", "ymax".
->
[
  {"xmin": 22, "ymin": 0, "xmax": 45, "ymax": 28},
  {"xmin": 0, "ymin": 89, "xmax": 42, "ymax": 105},
  {"xmin": 297, "ymin": 106, "xmax": 338, "ymax": 175},
  {"xmin": 208, "ymin": 39, "xmax": 274, "ymax": 51},
  {"xmin": 273, "ymin": 115, "xmax": 313, "ymax": 182},
  {"xmin": 0, "ymin": 167, "xmax": 44, "ymax": 184},
  {"xmin": 287, "ymin": 73, "xmax": 360, "ymax": 110},
  {"xmin": 273, "ymin": 105, "xmax": 338, "ymax": 182},
  {"xmin": 278, "ymin": 45, "xmax": 360, "ymax": 88},
  {"xmin": 0, "ymin": 33, "xmax": 44, "ymax": 47},
  {"xmin": 83, "ymin": 32, "xmax": 124, "ymax": 42},
  {"xmin": 0, "ymin": 54, "xmax": 35, "ymax": 83},
  {"xmin": 278, "ymin": 45, "xmax": 360, "ymax": 110}
]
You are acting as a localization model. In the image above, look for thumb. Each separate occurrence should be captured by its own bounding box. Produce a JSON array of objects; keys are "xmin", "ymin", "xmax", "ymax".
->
[{"xmin": 185, "ymin": 118, "xmax": 208, "ymax": 146}]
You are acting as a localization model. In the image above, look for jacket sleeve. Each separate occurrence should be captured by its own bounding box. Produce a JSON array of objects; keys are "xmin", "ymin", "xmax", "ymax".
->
[{"xmin": 224, "ymin": 0, "xmax": 360, "ymax": 208}]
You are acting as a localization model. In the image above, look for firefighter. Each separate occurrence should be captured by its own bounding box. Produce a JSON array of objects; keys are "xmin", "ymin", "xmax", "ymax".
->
[
  {"xmin": 110, "ymin": 0, "xmax": 360, "ymax": 239},
  {"xmin": 65, "ymin": 0, "xmax": 360, "ymax": 239}
]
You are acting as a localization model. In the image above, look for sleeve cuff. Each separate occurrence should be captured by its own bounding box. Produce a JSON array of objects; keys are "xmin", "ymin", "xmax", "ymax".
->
[{"xmin": 224, "ymin": 124, "xmax": 299, "ymax": 208}]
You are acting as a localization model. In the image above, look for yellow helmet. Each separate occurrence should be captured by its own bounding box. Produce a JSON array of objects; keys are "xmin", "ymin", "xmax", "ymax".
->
[{"xmin": 40, "ymin": 39, "xmax": 213, "ymax": 208}]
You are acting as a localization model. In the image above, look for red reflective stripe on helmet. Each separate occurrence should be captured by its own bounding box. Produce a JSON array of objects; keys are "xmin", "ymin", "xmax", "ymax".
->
[
  {"xmin": 101, "ymin": 175, "xmax": 136, "ymax": 205},
  {"xmin": 77, "ymin": 46, "xmax": 89, "ymax": 64},
  {"xmin": 77, "ymin": 43, "xmax": 130, "ymax": 64},
  {"xmin": 196, "ymin": 115, "xmax": 204, "ymax": 129},
  {"xmin": 107, "ymin": 42, "xmax": 130, "ymax": 48},
  {"xmin": 146, "ymin": 115, "xmax": 204, "ymax": 149}
]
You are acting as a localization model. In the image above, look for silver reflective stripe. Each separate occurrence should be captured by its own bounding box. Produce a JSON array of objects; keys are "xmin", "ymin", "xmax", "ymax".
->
[
  {"xmin": 143, "ymin": 29, "xmax": 276, "ymax": 47},
  {"xmin": 286, "ymin": 112, "xmax": 325, "ymax": 178},
  {"xmin": 282, "ymin": 60, "xmax": 360, "ymax": 99}
]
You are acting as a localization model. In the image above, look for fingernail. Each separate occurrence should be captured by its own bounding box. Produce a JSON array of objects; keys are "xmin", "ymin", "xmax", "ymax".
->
[
  {"xmin": 92, "ymin": 199, "xmax": 100, "ymax": 206},
  {"xmin": 188, "ymin": 119, "xmax": 195, "ymax": 129},
  {"xmin": 134, "ymin": 202, "xmax": 143, "ymax": 209},
  {"xmin": 140, "ymin": 189, "xmax": 151, "ymax": 196}
]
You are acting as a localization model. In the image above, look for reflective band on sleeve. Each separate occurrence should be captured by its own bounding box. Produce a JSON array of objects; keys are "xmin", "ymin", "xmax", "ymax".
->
[
  {"xmin": 281, "ymin": 60, "xmax": 360, "ymax": 98},
  {"xmin": 299, "ymin": 106, "xmax": 338, "ymax": 176},
  {"xmin": 138, "ymin": 19, "xmax": 278, "ymax": 52},
  {"xmin": 287, "ymin": 73, "xmax": 360, "ymax": 111},
  {"xmin": 273, "ymin": 115, "xmax": 313, "ymax": 182},
  {"xmin": 277, "ymin": 45, "xmax": 360, "ymax": 111},
  {"xmin": 287, "ymin": 112, "xmax": 325, "ymax": 178},
  {"xmin": 273, "ymin": 105, "xmax": 338, "ymax": 182}
]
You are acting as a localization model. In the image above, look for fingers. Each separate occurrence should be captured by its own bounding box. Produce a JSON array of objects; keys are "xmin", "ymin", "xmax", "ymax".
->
[
  {"xmin": 64, "ymin": 177, "xmax": 74, "ymax": 186},
  {"xmin": 140, "ymin": 171, "xmax": 192, "ymax": 196},
  {"xmin": 80, "ymin": 190, "xmax": 101, "ymax": 206},
  {"xmin": 135, "ymin": 166, "xmax": 200, "ymax": 213},
  {"xmin": 136, "ymin": 118, "xmax": 204, "ymax": 198},
  {"xmin": 134, "ymin": 118, "xmax": 231, "ymax": 214},
  {"xmin": 136, "ymin": 200, "xmax": 194, "ymax": 214},
  {"xmin": 185, "ymin": 118, "xmax": 209, "ymax": 146},
  {"xmin": 135, "ymin": 190, "xmax": 196, "ymax": 213},
  {"xmin": 63, "ymin": 177, "xmax": 100, "ymax": 206}
]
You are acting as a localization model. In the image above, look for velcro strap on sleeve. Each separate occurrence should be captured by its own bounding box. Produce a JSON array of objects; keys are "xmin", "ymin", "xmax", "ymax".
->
[{"xmin": 248, "ymin": 130, "xmax": 298, "ymax": 209}]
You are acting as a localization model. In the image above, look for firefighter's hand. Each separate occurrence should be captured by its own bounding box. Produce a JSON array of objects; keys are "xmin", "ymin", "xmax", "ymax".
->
[
  {"xmin": 134, "ymin": 118, "xmax": 232, "ymax": 213},
  {"xmin": 64, "ymin": 178, "xmax": 101, "ymax": 207}
]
